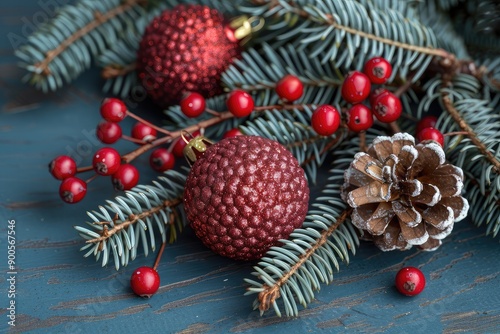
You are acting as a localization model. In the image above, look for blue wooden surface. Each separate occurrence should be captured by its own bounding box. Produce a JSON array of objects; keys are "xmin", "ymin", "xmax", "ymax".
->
[{"xmin": 1, "ymin": 2, "xmax": 499, "ymax": 333}]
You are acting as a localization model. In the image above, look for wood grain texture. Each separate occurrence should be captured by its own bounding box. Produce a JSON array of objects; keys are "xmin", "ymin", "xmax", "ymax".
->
[{"xmin": 0, "ymin": 2, "xmax": 499, "ymax": 333}]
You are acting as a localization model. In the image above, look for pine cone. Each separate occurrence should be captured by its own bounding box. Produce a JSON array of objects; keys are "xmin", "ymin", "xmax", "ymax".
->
[{"xmin": 341, "ymin": 133, "xmax": 468, "ymax": 251}]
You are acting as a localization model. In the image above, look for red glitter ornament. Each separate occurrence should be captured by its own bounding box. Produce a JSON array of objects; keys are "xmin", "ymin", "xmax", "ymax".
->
[
  {"xmin": 136, "ymin": 5, "xmax": 241, "ymax": 107},
  {"xmin": 183, "ymin": 136, "xmax": 310, "ymax": 261}
]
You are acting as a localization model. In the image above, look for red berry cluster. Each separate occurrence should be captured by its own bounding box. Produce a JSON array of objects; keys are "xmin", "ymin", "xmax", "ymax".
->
[
  {"xmin": 340, "ymin": 57, "xmax": 401, "ymax": 132},
  {"xmin": 49, "ymin": 98, "xmax": 180, "ymax": 204}
]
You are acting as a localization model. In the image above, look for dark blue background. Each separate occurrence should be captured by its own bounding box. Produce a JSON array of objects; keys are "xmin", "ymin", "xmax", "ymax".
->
[{"xmin": 0, "ymin": 1, "xmax": 499, "ymax": 333}]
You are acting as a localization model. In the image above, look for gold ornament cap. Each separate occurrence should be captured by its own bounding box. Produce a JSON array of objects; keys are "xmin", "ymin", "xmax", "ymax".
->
[{"xmin": 182, "ymin": 131, "xmax": 214, "ymax": 166}]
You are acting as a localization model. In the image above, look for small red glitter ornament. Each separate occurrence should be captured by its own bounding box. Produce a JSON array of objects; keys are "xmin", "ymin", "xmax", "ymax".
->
[
  {"xmin": 183, "ymin": 135, "xmax": 310, "ymax": 261},
  {"xmin": 136, "ymin": 5, "xmax": 241, "ymax": 107}
]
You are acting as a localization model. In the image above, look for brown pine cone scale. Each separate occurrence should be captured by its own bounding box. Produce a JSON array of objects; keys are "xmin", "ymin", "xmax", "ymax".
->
[{"xmin": 341, "ymin": 133, "xmax": 468, "ymax": 251}]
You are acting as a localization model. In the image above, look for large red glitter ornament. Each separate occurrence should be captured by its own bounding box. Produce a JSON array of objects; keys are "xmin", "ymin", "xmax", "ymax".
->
[
  {"xmin": 183, "ymin": 135, "xmax": 310, "ymax": 261},
  {"xmin": 136, "ymin": 5, "xmax": 241, "ymax": 107}
]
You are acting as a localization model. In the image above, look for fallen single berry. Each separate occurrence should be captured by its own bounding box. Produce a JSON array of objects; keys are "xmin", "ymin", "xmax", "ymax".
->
[
  {"xmin": 130, "ymin": 266, "xmax": 160, "ymax": 298},
  {"xmin": 395, "ymin": 266, "xmax": 426, "ymax": 296}
]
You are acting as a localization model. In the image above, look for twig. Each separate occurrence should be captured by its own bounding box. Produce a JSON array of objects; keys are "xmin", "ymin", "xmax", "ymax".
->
[
  {"xmin": 359, "ymin": 132, "xmax": 367, "ymax": 152},
  {"xmin": 257, "ymin": 208, "xmax": 352, "ymax": 313},
  {"xmin": 101, "ymin": 62, "xmax": 137, "ymax": 79},
  {"xmin": 441, "ymin": 94, "xmax": 500, "ymax": 174}
]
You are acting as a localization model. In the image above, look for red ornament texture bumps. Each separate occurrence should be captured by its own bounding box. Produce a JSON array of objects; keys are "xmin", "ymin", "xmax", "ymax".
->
[
  {"xmin": 136, "ymin": 5, "xmax": 241, "ymax": 107},
  {"xmin": 341, "ymin": 133, "xmax": 468, "ymax": 251},
  {"xmin": 183, "ymin": 136, "xmax": 310, "ymax": 260}
]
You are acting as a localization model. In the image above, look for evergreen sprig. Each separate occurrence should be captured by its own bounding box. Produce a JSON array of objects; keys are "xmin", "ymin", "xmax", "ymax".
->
[
  {"xmin": 240, "ymin": 0, "xmax": 442, "ymax": 82},
  {"xmin": 74, "ymin": 170, "xmax": 186, "ymax": 270},
  {"xmin": 244, "ymin": 134, "xmax": 369, "ymax": 317},
  {"xmin": 15, "ymin": 0, "xmax": 151, "ymax": 92}
]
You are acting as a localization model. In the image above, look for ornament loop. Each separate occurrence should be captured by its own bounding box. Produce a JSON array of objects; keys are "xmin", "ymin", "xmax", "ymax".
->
[{"xmin": 229, "ymin": 15, "xmax": 265, "ymax": 44}]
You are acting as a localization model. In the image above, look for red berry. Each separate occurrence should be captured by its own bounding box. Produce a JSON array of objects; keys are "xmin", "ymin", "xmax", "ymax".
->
[
  {"xmin": 100, "ymin": 98, "xmax": 127, "ymax": 122},
  {"xmin": 416, "ymin": 115, "xmax": 438, "ymax": 134},
  {"xmin": 111, "ymin": 164, "xmax": 139, "ymax": 191},
  {"xmin": 311, "ymin": 105, "xmax": 341, "ymax": 136},
  {"xmin": 395, "ymin": 266, "xmax": 426, "ymax": 296},
  {"xmin": 149, "ymin": 148, "xmax": 176, "ymax": 172},
  {"xmin": 93, "ymin": 147, "xmax": 121, "ymax": 176},
  {"xmin": 130, "ymin": 266, "xmax": 160, "ymax": 298},
  {"xmin": 417, "ymin": 127, "xmax": 444, "ymax": 147},
  {"xmin": 226, "ymin": 90, "xmax": 254, "ymax": 117},
  {"xmin": 131, "ymin": 122, "xmax": 157, "ymax": 142},
  {"xmin": 372, "ymin": 92, "xmax": 402, "ymax": 123},
  {"xmin": 341, "ymin": 71, "xmax": 371, "ymax": 104},
  {"xmin": 96, "ymin": 121, "xmax": 122, "ymax": 144},
  {"xmin": 49, "ymin": 155, "xmax": 77, "ymax": 180},
  {"xmin": 363, "ymin": 56, "xmax": 393, "ymax": 84},
  {"xmin": 275, "ymin": 74, "xmax": 304, "ymax": 102},
  {"xmin": 172, "ymin": 130, "xmax": 201, "ymax": 158},
  {"xmin": 347, "ymin": 104, "xmax": 374, "ymax": 132},
  {"xmin": 180, "ymin": 92, "xmax": 206, "ymax": 118},
  {"xmin": 222, "ymin": 128, "xmax": 243, "ymax": 139},
  {"xmin": 59, "ymin": 177, "xmax": 87, "ymax": 204},
  {"xmin": 369, "ymin": 87, "xmax": 389, "ymax": 106}
]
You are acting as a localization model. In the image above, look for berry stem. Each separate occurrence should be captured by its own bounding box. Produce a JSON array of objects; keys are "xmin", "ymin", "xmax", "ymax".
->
[
  {"xmin": 122, "ymin": 134, "xmax": 147, "ymax": 145},
  {"xmin": 152, "ymin": 242, "xmax": 166, "ymax": 271},
  {"xmin": 85, "ymin": 173, "xmax": 99, "ymax": 184},
  {"xmin": 76, "ymin": 166, "xmax": 94, "ymax": 173},
  {"xmin": 126, "ymin": 111, "xmax": 172, "ymax": 136}
]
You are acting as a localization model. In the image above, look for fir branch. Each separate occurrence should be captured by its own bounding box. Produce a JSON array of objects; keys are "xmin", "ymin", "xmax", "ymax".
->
[
  {"xmin": 255, "ymin": 208, "xmax": 352, "ymax": 314},
  {"xmin": 15, "ymin": 0, "xmax": 150, "ymax": 91},
  {"xmin": 244, "ymin": 134, "xmax": 369, "ymax": 316},
  {"xmin": 75, "ymin": 170, "xmax": 186, "ymax": 270},
  {"xmin": 35, "ymin": 0, "xmax": 143, "ymax": 77},
  {"xmin": 85, "ymin": 198, "xmax": 182, "ymax": 246},
  {"xmin": 242, "ymin": 0, "xmax": 443, "ymax": 81}
]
